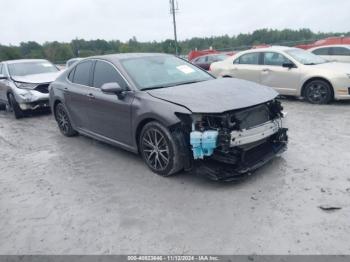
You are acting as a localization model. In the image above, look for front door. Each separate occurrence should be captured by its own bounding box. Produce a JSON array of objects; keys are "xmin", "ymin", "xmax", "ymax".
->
[
  {"xmin": 87, "ymin": 60, "xmax": 134, "ymax": 146},
  {"xmin": 260, "ymin": 52, "xmax": 301, "ymax": 95}
]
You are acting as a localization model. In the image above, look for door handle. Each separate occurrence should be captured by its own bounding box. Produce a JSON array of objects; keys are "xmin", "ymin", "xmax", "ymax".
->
[
  {"xmin": 86, "ymin": 93, "xmax": 95, "ymax": 99},
  {"xmin": 262, "ymin": 68, "xmax": 271, "ymax": 72}
]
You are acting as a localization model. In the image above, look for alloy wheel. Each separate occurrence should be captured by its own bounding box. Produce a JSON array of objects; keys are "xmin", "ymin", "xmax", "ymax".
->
[
  {"xmin": 306, "ymin": 83, "xmax": 329, "ymax": 104},
  {"xmin": 56, "ymin": 106, "xmax": 70, "ymax": 134},
  {"xmin": 142, "ymin": 128, "xmax": 170, "ymax": 171}
]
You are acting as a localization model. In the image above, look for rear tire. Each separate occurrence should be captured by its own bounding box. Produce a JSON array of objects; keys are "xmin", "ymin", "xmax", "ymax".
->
[
  {"xmin": 139, "ymin": 121, "xmax": 183, "ymax": 177},
  {"xmin": 8, "ymin": 93, "xmax": 24, "ymax": 119},
  {"xmin": 304, "ymin": 80, "xmax": 333, "ymax": 104},
  {"xmin": 55, "ymin": 103, "xmax": 77, "ymax": 137}
]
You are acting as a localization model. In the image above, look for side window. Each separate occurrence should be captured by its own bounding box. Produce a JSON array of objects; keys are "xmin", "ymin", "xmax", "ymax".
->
[
  {"xmin": 0, "ymin": 64, "xmax": 3, "ymax": 74},
  {"xmin": 196, "ymin": 56, "xmax": 207, "ymax": 63},
  {"xmin": 93, "ymin": 61, "xmax": 126, "ymax": 89},
  {"xmin": 238, "ymin": 53, "xmax": 260, "ymax": 65},
  {"xmin": 330, "ymin": 47, "xmax": 350, "ymax": 56},
  {"xmin": 72, "ymin": 60, "xmax": 93, "ymax": 86},
  {"xmin": 263, "ymin": 52, "xmax": 291, "ymax": 66},
  {"xmin": 312, "ymin": 48, "xmax": 330, "ymax": 55},
  {"xmin": 67, "ymin": 67, "xmax": 75, "ymax": 82}
]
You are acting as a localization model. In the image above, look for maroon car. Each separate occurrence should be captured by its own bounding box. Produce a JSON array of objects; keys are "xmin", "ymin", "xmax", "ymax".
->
[{"xmin": 191, "ymin": 53, "xmax": 229, "ymax": 71}]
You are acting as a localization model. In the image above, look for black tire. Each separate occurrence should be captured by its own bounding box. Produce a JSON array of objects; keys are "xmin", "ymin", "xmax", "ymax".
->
[
  {"xmin": 55, "ymin": 103, "xmax": 77, "ymax": 137},
  {"xmin": 8, "ymin": 93, "xmax": 24, "ymax": 119},
  {"xmin": 304, "ymin": 80, "xmax": 333, "ymax": 104},
  {"xmin": 139, "ymin": 121, "xmax": 183, "ymax": 177}
]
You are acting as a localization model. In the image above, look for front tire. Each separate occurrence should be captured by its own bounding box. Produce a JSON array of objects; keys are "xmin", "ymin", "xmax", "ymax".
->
[
  {"xmin": 55, "ymin": 103, "xmax": 77, "ymax": 137},
  {"xmin": 8, "ymin": 93, "xmax": 24, "ymax": 119},
  {"xmin": 139, "ymin": 121, "xmax": 183, "ymax": 177},
  {"xmin": 304, "ymin": 80, "xmax": 333, "ymax": 104}
]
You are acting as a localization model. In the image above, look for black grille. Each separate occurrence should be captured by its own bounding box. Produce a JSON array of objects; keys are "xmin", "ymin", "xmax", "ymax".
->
[
  {"xmin": 35, "ymin": 84, "xmax": 50, "ymax": 94},
  {"xmin": 348, "ymin": 87, "xmax": 350, "ymax": 95},
  {"xmin": 235, "ymin": 104, "xmax": 270, "ymax": 129},
  {"xmin": 242, "ymin": 142, "xmax": 273, "ymax": 166}
]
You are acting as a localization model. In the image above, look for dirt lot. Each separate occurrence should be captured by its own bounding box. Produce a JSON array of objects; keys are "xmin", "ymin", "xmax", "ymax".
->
[{"xmin": 0, "ymin": 99, "xmax": 349, "ymax": 255}]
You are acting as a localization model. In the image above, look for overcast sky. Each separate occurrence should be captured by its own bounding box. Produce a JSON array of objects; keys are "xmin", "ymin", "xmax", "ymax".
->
[{"xmin": 1, "ymin": 0, "xmax": 349, "ymax": 45}]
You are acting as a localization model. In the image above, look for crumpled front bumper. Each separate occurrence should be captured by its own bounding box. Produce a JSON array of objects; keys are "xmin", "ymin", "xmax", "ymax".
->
[
  {"xmin": 14, "ymin": 90, "xmax": 50, "ymax": 110},
  {"xmin": 195, "ymin": 128, "xmax": 288, "ymax": 181}
]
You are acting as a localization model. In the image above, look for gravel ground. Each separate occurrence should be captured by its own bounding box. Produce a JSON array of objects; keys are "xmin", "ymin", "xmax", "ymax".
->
[{"xmin": 0, "ymin": 99, "xmax": 349, "ymax": 255}]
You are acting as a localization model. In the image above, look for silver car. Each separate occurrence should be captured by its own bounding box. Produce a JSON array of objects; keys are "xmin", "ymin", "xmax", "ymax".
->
[{"xmin": 0, "ymin": 59, "xmax": 61, "ymax": 118}]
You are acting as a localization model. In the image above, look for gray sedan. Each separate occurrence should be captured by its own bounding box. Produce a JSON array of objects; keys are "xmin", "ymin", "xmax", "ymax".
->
[
  {"xmin": 0, "ymin": 59, "xmax": 61, "ymax": 118},
  {"xmin": 49, "ymin": 53, "xmax": 288, "ymax": 180}
]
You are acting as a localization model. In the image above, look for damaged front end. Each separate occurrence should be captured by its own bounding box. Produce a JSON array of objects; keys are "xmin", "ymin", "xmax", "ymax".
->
[
  {"xmin": 14, "ymin": 82, "xmax": 50, "ymax": 110},
  {"xmin": 183, "ymin": 100, "xmax": 288, "ymax": 181}
]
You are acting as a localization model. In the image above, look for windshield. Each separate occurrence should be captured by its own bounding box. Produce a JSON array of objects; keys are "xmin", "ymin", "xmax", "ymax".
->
[
  {"xmin": 285, "ymin": 49, "xmax": 327, "ymax": 65},
  {"xmin": 8, "ymin": 61, "xmax": 58, "ymax": 76},
  {"xmin": 120, "ymin": 55, "xmax": 213, "ymax": 90}
]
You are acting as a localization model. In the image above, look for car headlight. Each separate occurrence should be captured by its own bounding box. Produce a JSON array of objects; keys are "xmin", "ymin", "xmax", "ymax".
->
[{"xmin": 14, "ymin": 82, "xmax": 37, "ymax": 90}]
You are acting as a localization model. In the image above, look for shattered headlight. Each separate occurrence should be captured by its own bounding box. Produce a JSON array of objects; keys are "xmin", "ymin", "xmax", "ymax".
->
[{"xmin": 14, "ymin": 82, "xmax": 37, "ymax": 90}]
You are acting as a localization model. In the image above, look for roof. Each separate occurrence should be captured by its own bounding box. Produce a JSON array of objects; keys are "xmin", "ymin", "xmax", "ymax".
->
[
  {"xmin": 308, "ymin": 44, "xmax": 350, "ymax": 50},
  {"xmin": 235, "ymin": 46, "xmax": 298, "ymax": 55},
  {"xmin": 2, "ymin": 59, "xmax": 49, "ymax": 64},
  {"xmin": 89, "ymin": 53, "xmax": 171, "ymax": 63}
]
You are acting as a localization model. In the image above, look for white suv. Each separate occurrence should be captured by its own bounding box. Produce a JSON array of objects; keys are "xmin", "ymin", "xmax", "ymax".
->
[{"xmin": 309, "ymin": 45, "xmax": 350, "ymax": 63}]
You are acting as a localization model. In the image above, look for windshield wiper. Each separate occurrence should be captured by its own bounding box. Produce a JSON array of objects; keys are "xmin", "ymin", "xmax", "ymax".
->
[
  {"xmin": 304, "ymin": 63, "xmax": 317, "ymax": 65},
  {"xmin": 141, "ymin": 80, "xmax": 206, "ymax": 91}
]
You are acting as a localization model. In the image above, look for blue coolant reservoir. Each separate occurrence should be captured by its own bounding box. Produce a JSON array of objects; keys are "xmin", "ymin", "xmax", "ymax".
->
[
  {"xmin": 190, "ymin": 131, "xmax": 204, "ymax": 159},
  {"xmin": 190, "ymin": 130, "xmax": 218, "ymax": 159},
  {"xmin": 202, "ymin": 131, "xmax": 218, "ymax": 156}
]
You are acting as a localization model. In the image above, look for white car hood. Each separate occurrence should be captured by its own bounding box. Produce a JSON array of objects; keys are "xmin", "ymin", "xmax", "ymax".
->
[
  {"xmin": 11, "ymin": 72, "xmax": 61, "ymax": 84},
  {"xmin": 311, "ymin": 62, "xmax": 350, "ymax": 74}
]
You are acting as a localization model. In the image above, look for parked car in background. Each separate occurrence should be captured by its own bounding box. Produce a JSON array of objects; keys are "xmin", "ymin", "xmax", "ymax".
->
[
  {"xmin": 210, "ymin": 46, "xmax": 350, "ymax": 104},
  {"xmin": 66, "ymin": 58, "xmax": 83, "ymax": 68},
  {"xmin": 0, "ymin": 59, "xmax": 61, "ymax": 118},
  {"xmin": 308, "ymin": 45, "xmax": 350, "ymax": 63},
  {"xmin": 191, "ymin": 53, "xmax": 229, "ymax": 70},
  {"xmin": 50, "ymin": 53, "xmax": 287, "ymax": 181}
]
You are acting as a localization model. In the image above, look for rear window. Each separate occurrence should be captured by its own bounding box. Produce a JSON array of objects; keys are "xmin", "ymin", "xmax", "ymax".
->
[
  {"xmin": 72, "ymin": 61, "xmax": 93, "ymax": 86},
  {"xmin": 238, "ymin": 53, "xmax": 260, "ymax": 65}
]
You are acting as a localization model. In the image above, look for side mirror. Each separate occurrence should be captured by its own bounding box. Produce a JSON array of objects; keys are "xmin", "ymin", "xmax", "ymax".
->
[
  {"xmin": 0, "ymin": 74, "xmax": 8, "ymax": 80},
  {"xmin": 282, "ymin": 62, "xmax": 296, "ymax": 69},
  {"xmin": 101, "ymin": 82, "xmax": 125, "ymax": 98}
]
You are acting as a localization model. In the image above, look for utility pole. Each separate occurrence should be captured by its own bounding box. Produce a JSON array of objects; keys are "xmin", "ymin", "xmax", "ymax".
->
[{"xmin": 169, "ymin": 0, "xmax": 179, "ymax": 55}]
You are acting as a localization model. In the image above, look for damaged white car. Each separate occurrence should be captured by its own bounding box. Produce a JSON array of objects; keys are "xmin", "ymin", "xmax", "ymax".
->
[{"xmin": 0, "ymin": 59, "xmax": 61, "ymax": 118}]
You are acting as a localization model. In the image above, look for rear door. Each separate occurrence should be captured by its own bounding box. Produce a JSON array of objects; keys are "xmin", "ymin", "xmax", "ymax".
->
[
  {"xmin": 231, "ymin": 52, "xmax": 262, "ymax": 83},
  {"xmin": 193, "ymin": 56, "xmax": 208, "ymax": 70},
  {"xmin": 87, "ymin": 60, "xmax": 134, "ymax": 145},
  {"xmin": 260, "ymin": 52, "xmax": 301, "ymax": 95},
  {"xmin": 65, "ymin": 60, "xmax": 94, "ymax": 130}
]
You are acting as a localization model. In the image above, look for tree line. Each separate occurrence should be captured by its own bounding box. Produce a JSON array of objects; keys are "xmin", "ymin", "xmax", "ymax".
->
[{"xmin": 1, "ymin": 29, "xmax": 349, "ymax": 63}]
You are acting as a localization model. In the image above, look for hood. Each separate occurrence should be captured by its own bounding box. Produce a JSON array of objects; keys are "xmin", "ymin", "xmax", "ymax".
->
[
  {"xmin": 310, "ymin": 62, "xmax": 350, "ymax": 74},
  {"xmin": 147, "ymin": 78, "xmax": 278, "ymax": 113},
  {"xmin": 11, "ymin": 72, "xmax": 61, "ymax": 84}
]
